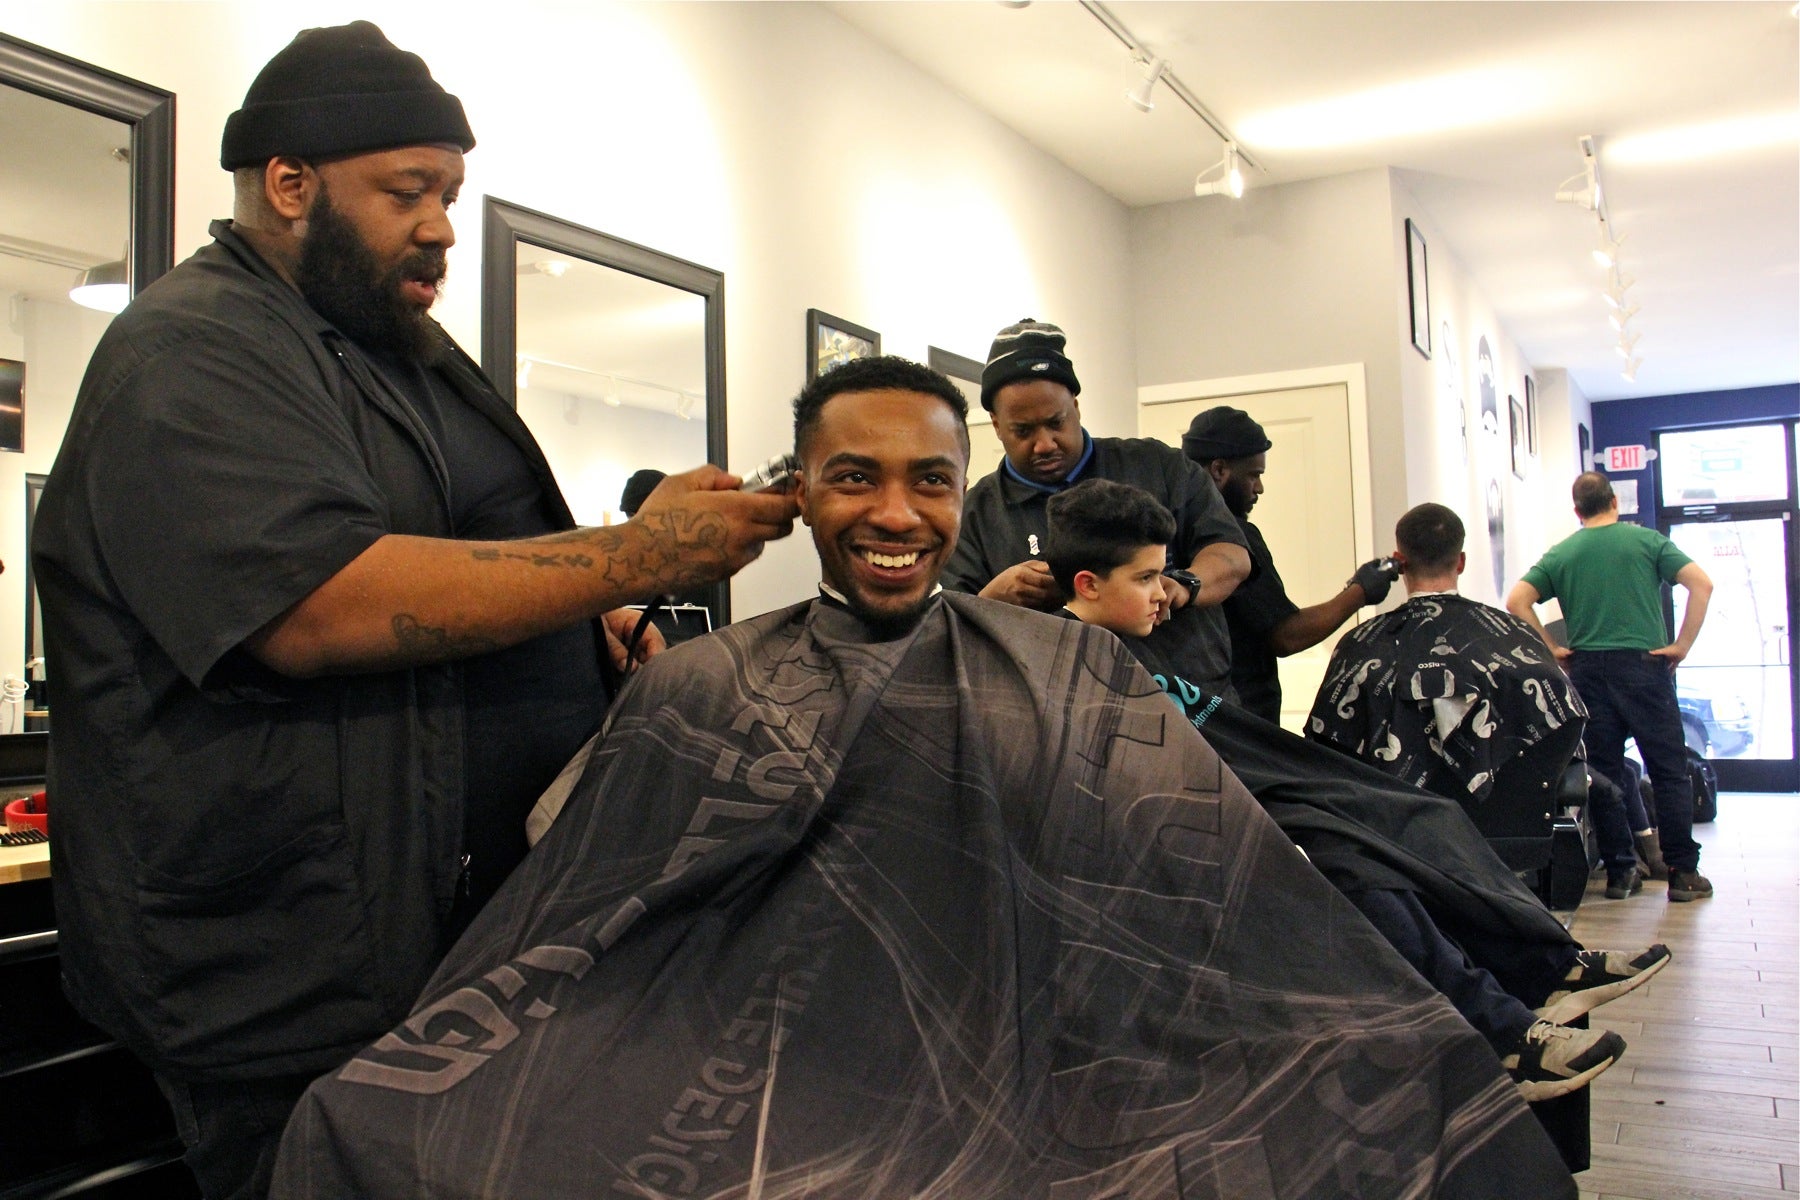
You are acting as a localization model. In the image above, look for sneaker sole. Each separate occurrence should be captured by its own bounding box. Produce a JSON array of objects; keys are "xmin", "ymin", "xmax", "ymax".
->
[
  {"xmin": 1536, "ymin": 951, "xmax": 1672, "ymax": 1024},
  {"xmin": 1514, "ymin": 1051, "xmax": 1618, "ymax": 1102}
]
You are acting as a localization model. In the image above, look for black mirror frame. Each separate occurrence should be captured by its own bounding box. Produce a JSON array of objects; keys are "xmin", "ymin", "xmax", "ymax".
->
[
  {"xmin": 2, "ymin": 34, "xmax": 175, "ymax": 706},
  {"xmin": 480, "ymin": 196, "xmax": 732, "ymax": 623},
  {"xmin": 0, "ymin": 34, "xmax": 176, "ymax": 297}
]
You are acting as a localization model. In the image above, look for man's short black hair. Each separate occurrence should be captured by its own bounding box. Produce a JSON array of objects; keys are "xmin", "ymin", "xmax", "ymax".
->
[
  {"xmin": 619, "ymin": 468, "xmax": 665, "ymax": 516},
  {"xmin": 1395, "ymin": 502, "xmax": 1465, "ymax": 572},
  {"xmin": 792, "ymin": 356, "xmax": 969, "ymax": 459},
  {"xmin": 1045, "ymin": 479, "xmax": 1176, "ymax": 595},
  {"xmin": 1572, "ymin": 471, "xmax": 1615, "ymax": 519}
]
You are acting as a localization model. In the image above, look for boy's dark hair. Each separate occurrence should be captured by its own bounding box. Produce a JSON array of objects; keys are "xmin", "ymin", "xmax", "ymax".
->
[
  {"xmin": 793, "ymin": 356, "xmax": 969, "ymax": 459},
  {"xmin": 1045, "ymin": 479, "xmax": 1176, "ymax": 594},
  {"xmin": 1572, "ymin": 471, "xmax": 1615, "ymax": 519},
  {"xmin": 1394, "ymin": 502, "xmax": 1465, "ymax": 572}
]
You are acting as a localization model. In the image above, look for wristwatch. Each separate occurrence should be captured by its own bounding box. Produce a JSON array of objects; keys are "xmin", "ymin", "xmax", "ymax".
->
[{"xmin": 1162, "ymin": 567, "xmax": 1202, "ymax": 595}]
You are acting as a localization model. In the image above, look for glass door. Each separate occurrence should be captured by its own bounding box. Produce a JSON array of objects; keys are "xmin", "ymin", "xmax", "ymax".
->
[{"xmin": 1657, "ymin": 421, "xmax": 1798, "ymax": 791}]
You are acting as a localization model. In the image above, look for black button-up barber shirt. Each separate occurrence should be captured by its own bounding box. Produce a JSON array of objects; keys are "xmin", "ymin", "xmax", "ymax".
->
[{"xmin": 943, "ymin": 434, "xmax": 1246, "ymax": 694}]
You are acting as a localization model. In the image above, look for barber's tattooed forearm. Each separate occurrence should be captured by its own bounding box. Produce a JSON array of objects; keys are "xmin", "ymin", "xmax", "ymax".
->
[
  {"xmin": 465, "ymin": 510, "xmax": 736, "ymax": 591},
  {"xmin": 391, "ymin": 614, "xmax": 500, "ymax": 657},
  {"xmin": 634, "ymin": 510, "xmax": 732, "ymax": 588},
  {"xmin": 471, "ymin": 548, "xmax": 598, "ymax": 568}
]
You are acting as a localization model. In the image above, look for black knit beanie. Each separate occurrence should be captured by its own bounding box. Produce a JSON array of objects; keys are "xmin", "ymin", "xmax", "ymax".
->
[
  {"xmin": 1181, "ymin": 406, "xmax": 1271, "ymax": 463},
  {"xmin": 220, "ymin": 21, "xmax": 475, "ymax": 170},
  {"xmin": 979, "ymin": 318, "xmax": 1081, "ymax": 412}
]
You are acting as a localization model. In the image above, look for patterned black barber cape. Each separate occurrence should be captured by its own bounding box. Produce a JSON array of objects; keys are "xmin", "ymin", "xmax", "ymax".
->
[
  {"xmin": 1308, "ymin": 594, "xmax": 1586, "ymax": 805},
  {"xmin": 273, "ymin": 593, "xmax": 1572, "ymax": 1199}
]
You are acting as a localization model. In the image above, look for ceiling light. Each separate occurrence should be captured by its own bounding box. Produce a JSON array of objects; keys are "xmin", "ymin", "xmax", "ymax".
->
[
  {"xmin": 1194, "ymin": 142, "xmax": 1245, "ymax": 199},
  {"xmin": 1621, "ymin": 357, "xmax": 1642, "ymax": 383},
  {"xmin": 1608, "ymin": 303, "xmax": 1640, "ymax": 331},
  {"xmin": 1602, "ymin": 270, "xmax": 1636, "ymax": 307},
  {"xmin": 69, "ymin": 259, "xmax": 128, "ymax": 313},
  {"xmin": 1615, "ymin": 331, "xmax": 1640, "ymax": 359},
  {"xmin": 1607, "ymin": 111, "xmax": 1800, "ymax": 165},
  {"xmin": 1592, "ymin": 229, "xmax": 1625, "ymax": 269},
  {"xmin": 1126, "ymin": 57, "xmax": 1166, "ymax": 113},
  {"xmin": 1554, "ymin": 140, "xmax": 1601, "ymax": 211}
]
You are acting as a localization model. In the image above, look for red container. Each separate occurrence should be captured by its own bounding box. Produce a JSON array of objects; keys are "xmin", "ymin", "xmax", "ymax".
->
[{"xmin": 5, "ymin": 791, "xmax": 47, "ymax": 833}]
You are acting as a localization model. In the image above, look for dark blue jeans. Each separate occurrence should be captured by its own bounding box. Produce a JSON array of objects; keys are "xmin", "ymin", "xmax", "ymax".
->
[
  {"xmin": 1349, "ymin": 888, "xmax": 1562, "ymax": 1052},
  {"xmin": 1569, "ymin": 649, "xmax": 1700, "ymax": 873}
]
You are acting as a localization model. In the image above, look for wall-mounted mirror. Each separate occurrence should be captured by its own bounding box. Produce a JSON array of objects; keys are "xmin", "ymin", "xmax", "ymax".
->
[
  {"xmin": 0, "ymin": 35, "xmax": 174, "ymax": 732},
  {"xmin": 482, "ymin": 197, "xmax": 730, "ymax": 625}
]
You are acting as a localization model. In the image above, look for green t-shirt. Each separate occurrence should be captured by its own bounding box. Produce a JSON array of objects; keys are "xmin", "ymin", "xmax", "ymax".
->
[{"xmin": 1521, "ymin": 521, "xmax": 1693, "ymax": 651}]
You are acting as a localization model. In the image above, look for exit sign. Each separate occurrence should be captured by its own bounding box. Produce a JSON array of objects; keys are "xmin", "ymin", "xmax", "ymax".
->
[{"xmin": 1602, "ymin": 444, "xmax": 1658, "ymax": 471}]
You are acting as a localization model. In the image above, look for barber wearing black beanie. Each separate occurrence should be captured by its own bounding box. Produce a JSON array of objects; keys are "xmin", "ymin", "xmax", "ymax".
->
[
  {"xmin": 943, "ymin": 318, "xmax": 1252, "ymax": 697},
  {"xmin": 34, "ymin": 23, "xmax": 796, "ymax": 1200},
  {"xmin": 1181, "ymin": 405, "xmax": 1397, "ymax": 723}
]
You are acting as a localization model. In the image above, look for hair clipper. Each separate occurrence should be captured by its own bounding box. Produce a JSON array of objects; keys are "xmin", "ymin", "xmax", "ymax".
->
[{"xmin": 739, "ymin": 453, "xmax": 799, "ymax": 493}]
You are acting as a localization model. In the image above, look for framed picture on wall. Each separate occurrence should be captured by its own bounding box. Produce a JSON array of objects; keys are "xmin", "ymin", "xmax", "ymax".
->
[
  {"xmin": 1509, "ymin": 396, "xmax": 1527, "ymax": 479},
  {"xmin": 1578, "ymin": 421, "xmax": 1592, "ymax": 469},
  {"xmin": 1524, "ymin": 374, "xmax": 1538, "ymax": 455},
  {"xmin": 806, "ymin": 309, "xmax": 880, "ymax": 379},
  {"xmin": 927, "ymin": 345, "xmax": 981, "ymax": 399},
  {"xmin": 0, "ymin": 358, "xmax": 23, "ymax": 454},
  {"xmin": 1405, "ymin": 219, "xmax": 1431, "ymax": 359}
]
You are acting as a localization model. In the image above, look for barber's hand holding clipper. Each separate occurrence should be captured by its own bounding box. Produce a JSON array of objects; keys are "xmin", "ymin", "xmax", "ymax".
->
[
  {"xmin": 1349, "ymin": 556, "xmax": 1401, "ymax": 605},
  {"xmin": 603, "ymin": 460, "xmax": 801, "ymax": 673}
]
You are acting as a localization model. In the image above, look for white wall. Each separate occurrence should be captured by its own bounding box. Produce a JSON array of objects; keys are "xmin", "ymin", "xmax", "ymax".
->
[
  {"xmin": 0, "ymin": 294, "xmax": 110, "ymax": 694},
  {"xmin": 1130, "ymin": 167, "xmax": 1575, "ymax": 608},
  {"xmin": 1130, "ymin": 168, "xmax": 1406, "ymax": 546},
  {"xmin": 1390, "ymin": 177, "xmax": 1555, "ymax": 605},
  {"xmin": 5, "ymin": 1, "xmax": 1135, "ymax": 621}
]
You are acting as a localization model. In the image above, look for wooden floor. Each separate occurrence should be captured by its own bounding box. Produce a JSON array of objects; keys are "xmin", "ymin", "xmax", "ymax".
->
[{"xmin": 1567, "ymin": 792, "xmax": 1799, "ymax": 1200}]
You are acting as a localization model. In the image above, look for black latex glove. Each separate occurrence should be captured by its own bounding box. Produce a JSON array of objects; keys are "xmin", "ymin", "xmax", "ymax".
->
[{"xmin": 1350, "ymin": 557, "xmax": 1399, "ymax": 604}]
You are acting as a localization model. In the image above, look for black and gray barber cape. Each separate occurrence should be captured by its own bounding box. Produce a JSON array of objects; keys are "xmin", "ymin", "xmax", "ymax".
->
[
  {"xmin": 274, "ymin": 593, "xmax": 1572, "ymax": 1199},
  {"xmin": 1307, "ymin": 594, "xmax": 1586, "ymax": 805}
]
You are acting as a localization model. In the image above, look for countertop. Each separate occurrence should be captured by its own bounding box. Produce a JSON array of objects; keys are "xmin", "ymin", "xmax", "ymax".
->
[{"xmin": 1, "ymin": 782, "xmax": 49, "ymax": 885}]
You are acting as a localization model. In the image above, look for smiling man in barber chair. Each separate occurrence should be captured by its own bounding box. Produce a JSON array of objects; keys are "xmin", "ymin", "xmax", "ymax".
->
[{"xmin": 31, "ymin": 23, "xmax": 794, "ymax": 1199}]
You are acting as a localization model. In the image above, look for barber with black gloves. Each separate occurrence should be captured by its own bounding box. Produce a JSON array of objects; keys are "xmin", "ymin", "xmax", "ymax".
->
[{"xmin": 1182, "ymin": 406, "xmax": 1397, "ymax": 724}]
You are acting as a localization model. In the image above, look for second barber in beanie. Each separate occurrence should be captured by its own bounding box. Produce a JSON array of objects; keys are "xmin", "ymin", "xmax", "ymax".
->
[
  {"xmin": 1182, "ymin": 405, "xmax": 1272, "ymax": 464},
  {"xmin": 980, "ymin": 318, "xmax": 1082, "ymax": 412},
  {"xmin": 1182, "ymin": 404, "xmax": 1395, "ymax": 722},
  {"xmin": 220, "ymin": 20, "xmax": 475, "ymax": 168}
]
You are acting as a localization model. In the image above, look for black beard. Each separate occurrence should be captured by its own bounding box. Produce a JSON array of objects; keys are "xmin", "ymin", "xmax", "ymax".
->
[{"xmin": 295, "ymin": 185, "xmax": 446, "ymax": 362}]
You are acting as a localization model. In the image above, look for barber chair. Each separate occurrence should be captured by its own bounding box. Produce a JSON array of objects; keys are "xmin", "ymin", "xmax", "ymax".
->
[{"xmin": 1459, "ymin": 746, "xmax": 1589, "ymax": 913}]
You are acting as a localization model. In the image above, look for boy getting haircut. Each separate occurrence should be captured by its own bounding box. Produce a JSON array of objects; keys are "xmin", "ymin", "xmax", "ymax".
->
[{"xmin": 1045, "ymin": 479, "xmax": 1177, "ymax": 594}]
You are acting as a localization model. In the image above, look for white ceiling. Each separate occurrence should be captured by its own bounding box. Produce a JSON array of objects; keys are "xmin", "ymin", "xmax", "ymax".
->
[
  {"xmin": 830, "ymin": 0, "xmax": 1800, "ymax": 403},
  {"xmin": 0, "ymin": 81, "xmax": 132, "ymax": 302}
]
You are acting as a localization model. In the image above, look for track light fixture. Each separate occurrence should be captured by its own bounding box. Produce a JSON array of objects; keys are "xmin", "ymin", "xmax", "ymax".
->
[
  {"xmin": 1621, "ymin": 357, "xmax": 1642, "ymax": 383},
  {"xmin": 1602, "ymin": 270, "xmax": 1637, "ymax": 308},
  {"xmin": 1608, "ymin": 303, "xmax": 1640, "ymax": 331},
  {"xmin": 1126, "ymin": 57, "xmax": 1166, "ymax": 112},
  {"xmin": 1081, "ymin": 1, "xmax": 1258, "ymax": 193},
  {"xmin": 1615, "ymin": 331, "xmax": 1641, "ymax": 359},
  {"xmin": 1554, "ymin": 138, "xmax": 1601, "ymax": 211},
  {"xmin": 1194, "ymin": 142, "xmax": 1245, "ymax": 199},
  {"xmin": 1592, "ymin": 228, "xmax": 1626, "ymax": 269}
]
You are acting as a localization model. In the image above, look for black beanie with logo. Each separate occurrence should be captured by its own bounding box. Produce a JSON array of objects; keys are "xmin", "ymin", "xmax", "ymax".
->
[{"xmin": 979, "ymin": 318, "xmax": 1082, "ymax": 412}]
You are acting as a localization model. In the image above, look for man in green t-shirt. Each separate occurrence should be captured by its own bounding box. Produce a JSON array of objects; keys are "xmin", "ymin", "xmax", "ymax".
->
[{"xmin": 1507, "ymin": 472, "xmax": 1715, "ymax": 901}]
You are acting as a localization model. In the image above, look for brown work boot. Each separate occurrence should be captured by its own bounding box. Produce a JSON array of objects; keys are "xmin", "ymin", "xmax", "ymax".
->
[
  {"xmin": 1668, "ymin": 869, "xmax": 1714, "ymax": 902},
  {"xmin": 1634, "ymin": 830, "xmax": 1670, "ymax": 881}
]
